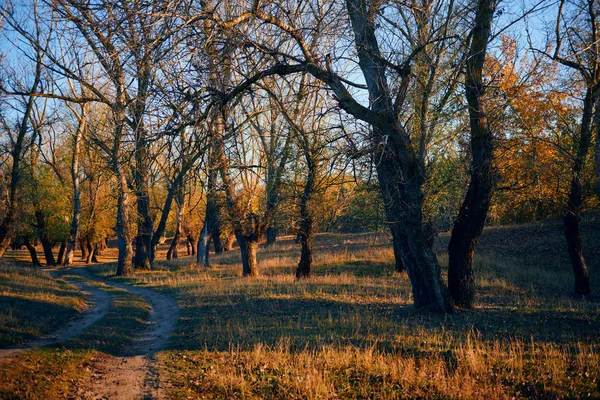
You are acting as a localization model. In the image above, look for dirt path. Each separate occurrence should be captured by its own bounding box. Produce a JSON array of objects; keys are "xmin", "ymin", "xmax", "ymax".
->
[
  {"xmin": 0, "ymin": 274, "xmax": 111, "ymax": 361},
  {"xmin": 69, "ymin": 269, "xmax": 179, "ymax": 400}
]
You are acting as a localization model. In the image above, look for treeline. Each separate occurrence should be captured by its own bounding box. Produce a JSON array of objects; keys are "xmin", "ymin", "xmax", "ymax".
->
[{"xmin": 0, "ymin": 0, "xmax": 598, "ymax": 312}]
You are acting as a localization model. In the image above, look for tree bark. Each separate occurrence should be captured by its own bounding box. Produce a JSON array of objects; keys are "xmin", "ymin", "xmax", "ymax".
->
[
  {"xmin": 346, "ymin": 0, "xmax": 453, "ymax": 312},
  {"xmin": 391, "ymin": 231, "xmax": 406, "ymax": 272},
  {"xmin": 41, "ymin": 238, "xmax": 56, "ymax": 267},
  {"xmin": 24, "ymin": 237, "xmax": 41, "ymax": 267},
  {"xmin": 296, "ymin": 146, "xmax": 316, "ymax": 278},
  {"xmin": 91, "ymin": 243, "xmax": 99, "ymax": 263},
  {"xmin": 447, "ymin": 0, "xmax": 497, "ymax": 308},
  {"xmin": 116, "ymin": 169, "xmax": 134, "ymax": 276},
  {"xmin": 0, "ymin": 72, "xmax": 41, "ymax": 257},
  {"xmin": 266, "ymin": 227, "xmax": 278, "ymax": 247},
  {"xmin": 238, "ymin": 234, "xmax": 259, "ymax": 277},
  {"xmin": 79, "ymin": 238, "xmax": 88, "ymax": 260},
  {"xmin": 563, "ymin": 88, "xmax": 594, "ymax": 296},
  {"xmin": 594, "ymin": 97, "xmax": 600, "ymax": 199},
  {"xmin": 167, "ymin": 195, "xmax": 184, "ymax": 260},
  {"xmin": 65, "ymin": 104, "xmax": 86, "ymax": 265},
  {"xmin": 57, "ymin": 240, "xmax": 67, "ymax": 265},
  {"xmin": 85, "ymin": 241, "xmax": 94, "ymax": 264},
  {"xmin": 196, "ymin": 222, "xmax": 210, "ymax": 266}
]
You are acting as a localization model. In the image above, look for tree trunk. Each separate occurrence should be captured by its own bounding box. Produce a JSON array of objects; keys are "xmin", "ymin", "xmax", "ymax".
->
[
  {"xmin": 57, "ymin": 240, "xmax": 67, "ymax": 265},
  {"xmin": 196, "ymin": 222, "xmax": 210, "ymax": 266},
  {"xmin": 41, "ymin": 238, "xmax": 56, "ymax": 267},
  {"xmin": 134, "ymin": 192, "xmax": 153, "ymax": 270},
  {"xmin": 65, "ymin": 105, "xmax": 86, "ymax": 266},
  {"xmin": 79, "ymin": 238, "xmax": 88, "ymax": 260},
  {"xmin": 206, "ymin": 160, "xmax": 224, "ymax": 255},
  {"xmin": 186, "ymin": 235, "xmax": 197, "ymax": 256},
  {"xmin": 91, "ymin": 243, "xmax": 99, "ymax": 263},
  {"xmin": 296, "ymin": 153, "xmax": 316, "ymax": 278},
  {"xmin": 224, "ymin": 234, "xmax": 235, "ymax": 251},
  {"xmin": 594, "ymin": 97, "xmax": 600, "ymax": 199},
  {"xmin": 266, "ymin": 227, "xmax": 278, "ymax": 247},
  {"xmin": 391, "ymin": 231, "xmax": 406, "ymax": 272},
  {"xmin": 85, "ymin": 241, "xmax": 94, "ymax": 264},
  {"xmin": 296, "ymin": 222, "xmax": 313, "ymax": 278},
  {"xmin": 238, "ymin": 234, "xmax": 259, "ymax": 277},
  {"xmin": 0, "ymin": 54, "xmax": 42, "ymax": 258},
  {"xmin": 24, "ymin": 237, "xmax": 41, "ymax": 267},
  {"xmin": 345, "ymin": 0, "xmax": 452, "ymax": 312},
  {"xmin": 133, "ymin": 130, "xmax": 153, "ymax": 270},
  {"xmin": 447, "ymin": 0, "xmax": 497, "ymax": 309},
  {"xmin": 377, "ymin": 156, "xmax": 453, "ymax": 312},
  {"xmin": 563, "ymin": 88, "xmax": 594, "ymax": 296},
  {"xmin": 116, "ymin": 171, "xmax": 134, "ymax": 276}
]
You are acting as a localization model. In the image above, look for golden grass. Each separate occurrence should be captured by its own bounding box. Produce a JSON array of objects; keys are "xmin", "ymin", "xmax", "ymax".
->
[
  {"xmin": 86, "ymin": 226, "xmax": 599, "ymax": 399},
  {"xmin": 2, "ymin": 221, "xmax": 599, "ymax": 398}
]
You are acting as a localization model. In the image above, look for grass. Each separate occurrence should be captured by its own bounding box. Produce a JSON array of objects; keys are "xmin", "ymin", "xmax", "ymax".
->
[
  {"xmin": 84, "ymin": 218, "xmax": 599, "ymax": 398},
  {"xmin": 1, "ymin": 217, "xmax": 599, "ymax": 398},
  {"xmin": 0, "ymin": 270, "xmax": 151, "ymax": 399},
  {"xmin": 0, "ymin": 262, "xmax": 86, "ymax": 346}
]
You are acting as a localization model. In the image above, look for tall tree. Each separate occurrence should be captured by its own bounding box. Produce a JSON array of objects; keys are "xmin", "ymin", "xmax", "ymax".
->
[
  {"xmin": 447, "ymin": 0, "xmax": 498, "ymax": 308},
  {"xmin": 547, "ymin": 0, "xmax": 599, "ymax": 296}
]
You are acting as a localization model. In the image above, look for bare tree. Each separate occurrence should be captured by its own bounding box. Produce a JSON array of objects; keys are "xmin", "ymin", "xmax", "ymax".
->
[
  {"xmin": 447, "ymin": 0, "xmax": 498, "ymax": 308},
  {"xmin": 545, "ymin": 0, "xmax": 599, "ymax": 296}
]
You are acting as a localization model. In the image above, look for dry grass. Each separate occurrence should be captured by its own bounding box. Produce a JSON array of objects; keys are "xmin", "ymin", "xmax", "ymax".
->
[
  {"xmin": 0, "ymin": 262, "xmax": 86, "ymax": 346},
  {"xmin": 1, "ymin": 219, "xmax": 599, "ymax": 398},
  {"xmin": 86, "ymin": 220, "xmax": 600, "ymax": 398}
]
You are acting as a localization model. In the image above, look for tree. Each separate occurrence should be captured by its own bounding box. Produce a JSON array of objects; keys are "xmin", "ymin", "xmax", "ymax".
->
[
  {"xmin": 546, "ymin": 0, "xmax": 600, "ymax": 296},
  {"xmin": 447, "ymin": 0, "xmax": 498, "ymax": 308}
]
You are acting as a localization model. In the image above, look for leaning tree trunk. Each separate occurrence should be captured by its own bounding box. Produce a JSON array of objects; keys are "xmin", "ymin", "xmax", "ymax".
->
[
  {"xmin": 376, "ymin": 151, "xmax": 453, "ymax": 312},
  {"xmin": 24, "ymin": 237, "xmax": 41, "ymax": 267},
  {"xmin": 56, "ymin": 241, "xmax": 67, "ymax": 265},
  {"xmin": 564, "ymin": 88, "xmax": 594, "ymax": 296},
  {"xmin": 85, "ymin": 241, "xmax": 94, "ymax": 264},
  {"xmin": 345, "ymin": 0, "xmax": 452, "ymax": 312},
  {"xmin": 447, "ymin": 0, "xmax": 497, "ymax": 309},
  {"xmin": 41, "ymin": 238, "xmax": 56, "ymax": 267},
  {"xmin": 237, "ymin": 234, "xmax": 259, "ymax": 277}
]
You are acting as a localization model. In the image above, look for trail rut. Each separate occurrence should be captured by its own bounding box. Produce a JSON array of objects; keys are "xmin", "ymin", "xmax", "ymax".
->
[{"xmin": 69, "ymin": 269, "xmax": 179, "ymax": 400}]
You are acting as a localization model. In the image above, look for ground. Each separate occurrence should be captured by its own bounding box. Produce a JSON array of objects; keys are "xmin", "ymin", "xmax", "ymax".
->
[{"xmin": 0, "ymin": 216, "xmax": 599, "ymax": 399}]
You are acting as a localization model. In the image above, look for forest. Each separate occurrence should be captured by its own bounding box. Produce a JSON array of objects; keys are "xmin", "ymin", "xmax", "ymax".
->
[{"xmin": 0, "ymin": 0, "xmax": 599, "ymax": 398}]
